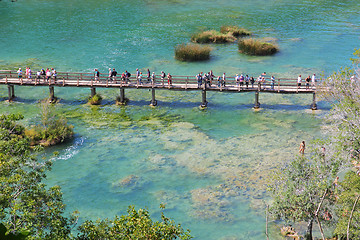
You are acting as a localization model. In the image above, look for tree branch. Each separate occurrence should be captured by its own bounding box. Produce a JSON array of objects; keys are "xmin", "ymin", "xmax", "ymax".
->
[{"xmin": 347, "ymin": 193, "xmax": 360, "ymax": 240}]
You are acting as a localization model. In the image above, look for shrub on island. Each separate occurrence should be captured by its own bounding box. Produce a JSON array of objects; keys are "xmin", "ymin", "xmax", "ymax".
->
[
  {"xmin": 191, "ymin": 30, "xmax": 236, "ymax": 44},
  {"xmin": 25, "ymin": 103, "xmax": 73, "ymax": 146},
  {"xmin": 220, "ymin": 25, "xmax": 252, "ymax": 37},
  {"xmin": 238, "ymin": 38, "xmax": 279, "ymax": 56},
  {"xmin": 88, "ymin": 93, "xmax": 102, "ymax": 105},
  {"xmin": 175, "ymin": 43, "xmax": 212, "ymax": 62}
]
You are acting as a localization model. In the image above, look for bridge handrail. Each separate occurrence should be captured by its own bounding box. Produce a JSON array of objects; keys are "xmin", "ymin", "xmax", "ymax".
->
[{"xmin": 0, "ymin": 70, "xmax": 321, "ymax": 89}]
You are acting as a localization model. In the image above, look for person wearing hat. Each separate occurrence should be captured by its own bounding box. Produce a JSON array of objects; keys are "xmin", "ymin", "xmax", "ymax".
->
[{"xmin": 17, "ymin": 68, "xmax": 22, "ymax": 79}]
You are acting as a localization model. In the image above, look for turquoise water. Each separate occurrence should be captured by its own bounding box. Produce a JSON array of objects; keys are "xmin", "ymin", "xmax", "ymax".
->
[{"xmin": 1, "ymin": 0, "xmax": 359, "ymax": 239}]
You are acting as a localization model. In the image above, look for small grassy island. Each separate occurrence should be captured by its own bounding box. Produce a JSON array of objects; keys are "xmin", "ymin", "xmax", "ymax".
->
[
  {"xmin": 191, "ymin": 30, "xmax": 236, "ymax": 44},
  {"xmin": 88, "ymin": 93, "xmax": 103, "ymax": 105},
  {"xmin": 220, "ymin": 25, "xmax": 252, "ymax": 37},
  {"xmin": 190, "ymin": 25, "xmax": 251, "ymax": 44},
  {"xmin": 25, "ymin": 102, "xmax": 73, "ymax": 146},
  {"xmin": 175, "ymin": 43, "xmax": 212, "ymax": 61},
  {"xmin": 238, "ymin": 38, "xmax": 279, "ymax": 56}
]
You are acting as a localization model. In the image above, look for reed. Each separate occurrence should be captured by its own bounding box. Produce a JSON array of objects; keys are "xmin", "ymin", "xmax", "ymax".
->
[
  {"xmin": 175, "ymin": 43, "xmax": 212, "ymax": 61},
  {"xmin": 191, "ymin": 30, "xmax": 236, "ymax": 44},
  {"xmin": 220, "ymin": 25, "xmax": 252, "ymax": 37},
  {"xmin": 88, "ymin": 93, "xmax": 102, "ymax": 105},
  {"xmin": 238, "ymin": 38, "xmax": 279, "ymax": 56}
]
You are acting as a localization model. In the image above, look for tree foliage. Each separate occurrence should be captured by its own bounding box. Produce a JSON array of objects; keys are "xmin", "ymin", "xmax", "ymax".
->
[
  {"xmin": 334, "ymin": 171, "xmax": 360, "ymax": 239},
  {"xmin": 25, "ymin": 102, "xmax": 74, "ymax": 146},
  {"xmin": 77, "ymin": 205, "xmax": 192, "ymax": 240},
  {"xmin": 0, "ymin": 113, "xmax": 191, "ymax": 239},
  {"xmin": 0, "ymin": 113, "xmax": 78, "ymax": 239},
  {"xmin": 269, "ymin": 155, "xmax": 336, "ymax": 239}
]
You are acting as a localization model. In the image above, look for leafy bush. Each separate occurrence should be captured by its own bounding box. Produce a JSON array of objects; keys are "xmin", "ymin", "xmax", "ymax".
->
[
  {"xmin": 175, "ymin": 43, "xmax": 212, "ymax": 62},
  {"xmin": 88, "ymin": 93, "xmax": 102, "ymax": 105},
  {"xmin": 220, "ymin": 25, "xmax": 252, "ymax": 37},
  {"xmin": 191, "ymin": 30, "xmax": 236, "ymax": 44},
  {"xmin": 77, "ymin": 205, "xmax": 192, "ymax": 240},
  {"xmin": 25, "ymin": 102, "xmax": 74, "ymax": 146},
  {"xmin": 238, "ymin": 38, "xmax": 279, "ymax": 56}
]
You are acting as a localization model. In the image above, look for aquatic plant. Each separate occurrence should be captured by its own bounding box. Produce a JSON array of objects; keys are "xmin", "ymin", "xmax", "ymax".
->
[
  {"xmin": 88, "ymin": 93, "xmax": 102, "ymax": 105},
  {"xmin": 238, "ymin": 38, "xmax": 278, "ymax": 56},
  {"xmin": 190, "ymin": 30, "xmax": 236, "ymax": 44},
  {"xmin": 220, "ymin": 25, "xmax": 252, "ymax": 37},
  {"xmin": 25, "ymin": 102, "xmax": 74, "ymax": 146},
  {"xmin": 175, "ymin": 43, "xmax": 212, "ymax": 62}
]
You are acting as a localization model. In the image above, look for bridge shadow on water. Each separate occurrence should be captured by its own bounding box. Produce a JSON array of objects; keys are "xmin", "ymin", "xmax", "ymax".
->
[{"xmin": 1, "ymin": 96, "xmax": 331, "ymax": 112}]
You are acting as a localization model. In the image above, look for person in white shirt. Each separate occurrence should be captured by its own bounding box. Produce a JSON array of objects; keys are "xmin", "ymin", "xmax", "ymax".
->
[
  {"xmin": 311, "ymin": 74, "xmax": 316, "ymax": 88},
  {"xmin": 297, "ymin": 75, "xmax": 302, "ymax": 89}
]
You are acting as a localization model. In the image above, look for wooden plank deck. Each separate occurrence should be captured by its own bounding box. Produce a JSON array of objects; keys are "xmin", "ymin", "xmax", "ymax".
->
[
  {"xmin": 0, "ymin": 70, "xmax": 318, "ymax": 94},
  {"xmin": 0, "ymin": 70, "xmax": 320, "ymax": 109}
]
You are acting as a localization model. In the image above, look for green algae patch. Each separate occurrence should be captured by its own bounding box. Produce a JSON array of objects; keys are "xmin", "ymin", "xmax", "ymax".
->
[{"xmin": 0, "ymin": 58, "xmax": 48, "ymax": 70}]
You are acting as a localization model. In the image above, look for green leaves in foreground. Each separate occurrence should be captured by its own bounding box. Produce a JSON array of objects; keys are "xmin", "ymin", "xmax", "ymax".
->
[
  {"xmin": 1, "ymin": 113, "xmax": 191, "ymax": 239},
  {"xmin": 77, "ymin": 205, "xmax": 192, "ymax": 240}
]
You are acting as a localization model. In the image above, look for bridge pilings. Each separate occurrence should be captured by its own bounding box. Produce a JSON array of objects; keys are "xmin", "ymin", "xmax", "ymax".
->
[
  {"xmin": 49, "ymin": 86, "xmax": 56, "ymax": 102},
  {"xmin": 91, "ymin": 87, "xmax": 96, "ymax": 97},
  {"xmin": 311, "ymin": 92, "xmax": 317, "ymax": 110},
  {"xmin": 7, "ymin": 85, "xmax": 15, "ymax": 101},
  {"xmin": 200, "ymin": 88, "xmax": 207, "ymax": 108},
  {"xmin": 150, "ymin": 88, "xmax": 157, "ymax": 106},
  {"xmin": 254, "ymin": 91, "xmax": 260, "ymax": 109}
]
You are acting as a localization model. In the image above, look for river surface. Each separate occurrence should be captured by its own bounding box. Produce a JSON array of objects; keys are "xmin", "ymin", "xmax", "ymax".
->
[{"xmin": 1, "ymin": 0, "xmax": 359, "ymax": 239}]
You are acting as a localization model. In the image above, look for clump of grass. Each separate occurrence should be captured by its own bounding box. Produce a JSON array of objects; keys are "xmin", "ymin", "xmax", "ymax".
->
[
  {"xmin": 25, "ymin": 102, "xmax": 74, "ymax": 147},
  {"xmin": 175, "ymin": 43, "xmax": 212, "ymax": 62},
  {"xmin": 191, "ymin": 30, "xmax": 236, "ymax": 44},
  {"xmin": 238, "ymin": 38, "xmax": 279, "ymax": 56},
  {"xmin": 220, "ymin": 25, "xmax": 252, "ymax": 37},
  {"xmin": 88, "ymin": 93, "xmax": 102, "ymax": 105}
]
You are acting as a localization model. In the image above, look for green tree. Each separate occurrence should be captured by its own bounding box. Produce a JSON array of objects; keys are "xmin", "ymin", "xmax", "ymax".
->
[
  {"xmin": 0, "ymin": 113, "xmax": 192, "ymax": 239},
  {"xmin": 334, "ymin": 171, "xmax": 360, "ymax": 239},
  {"xmin": 269, "ymin": 154, "xmax": 337, "ymax": 240},
  {"xmin": 0, "ymin": 113, "xmax": 78, "ymax": 239},
  {"xmin": 77, "ymin": 205, "xmax": 192, "ymax": 240}
]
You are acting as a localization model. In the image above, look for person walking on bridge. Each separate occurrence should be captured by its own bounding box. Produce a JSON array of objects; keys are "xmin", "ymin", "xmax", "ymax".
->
[
  {"xmin": 271, "ymin": 76, "xmax": 275, "ymax": 90},
  {"xmin": 297, "ymin": 75, "xmax": 302, "ymax": 89},
  {"xmin": 167, "ymin": 73, "xmax": 172, "ymax": 87},
  {"xmin": 196, "ymin": 73, "xmax": 202, "ymax": 88},
  {"xmin": 222, "ymin": 73, "xmax": 226, "ymax": 87},
  {"xmin": 17, "ymin": 68, "xmax": 22, "ymax": 80},
  {"xmin": 111, "ymin": 68, "xmax": 117, "ymax": 83},
  {"xmin": 311, "ymin": 74, "xmax": 316, "ymax": 89},
  {"xmin": 94, "ymin": 69, "xmax": 100, "ymax": 83}
]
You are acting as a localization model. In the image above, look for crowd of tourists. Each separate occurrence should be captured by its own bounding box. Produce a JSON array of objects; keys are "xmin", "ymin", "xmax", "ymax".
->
[
  {"xmin": 17, "ymin": 67, "xmax": 57, "ymax": 82},
  {"xmin": 14, "ymin": 67, "xmax": 317, "ymax": 90}
]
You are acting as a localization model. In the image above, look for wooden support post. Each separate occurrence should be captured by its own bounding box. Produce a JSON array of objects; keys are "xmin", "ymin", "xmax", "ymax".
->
[
  {"xmin": 8, "ymin": 85, "xmax": 15, "ymax": 101},
  {"xmin": 254, "ymin": 91, "xmax": 260, "ymax": 109},
  {"xmin": 311, "ymin": 91, "xmax": 317, "ymax": 110},
  {"xmin": 62, "ymin": 77, "xmax": 65, "ymax": 86},
  {"xmin": 11, "ymin": 85, "xmax": 15, "ymax": 99},
  {"xmin": 150, "ymin": 88, "xmax": 157, "ymax": 106},
  {"xmin": 49, "ymin": 86, "xmax": 55, "ymax": 102},
  {"xmin": 277, "ymin": 79, "xmax": 280, "ymax": 93},
  {"xmin": 91, "ymin": 87, "xmax": 96, "ymax": 97},
  {"xmin": 118, "ymin": 87, "xmax": 127, "ymax": 105},
  {"xmin": 200, "ymin": 89, "xmax": 207, "ymax": 108}
]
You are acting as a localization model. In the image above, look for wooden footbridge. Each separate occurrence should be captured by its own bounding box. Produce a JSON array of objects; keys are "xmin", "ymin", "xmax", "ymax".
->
[{"xmin": 0, "ymin": 70, "xmax": 319, "ymax": 109}]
